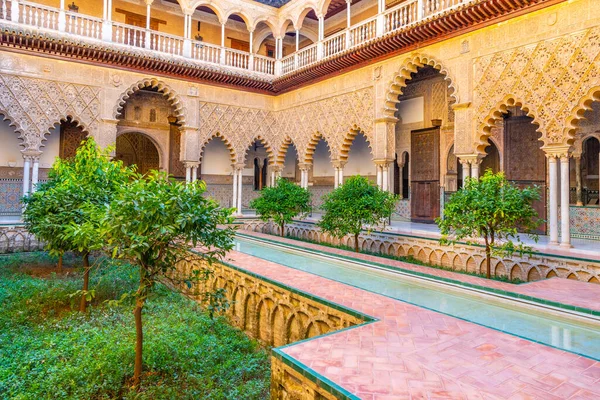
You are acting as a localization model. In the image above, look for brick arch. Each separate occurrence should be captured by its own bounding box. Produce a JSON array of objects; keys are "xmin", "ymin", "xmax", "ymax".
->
[
  {"xmin": 113, "ymin": 78, "xmax": 186, "ymax": 126},
  {"xmin": 199, "ymin": 132, "xmax": 237, "ymax": 163},
  {"xmin": 476, "ymin": 95, "xmax": 542, "ymax": 155},
  {"xmin": 383, "ymin": 54, "xmax": 458, "ymax": 119}
]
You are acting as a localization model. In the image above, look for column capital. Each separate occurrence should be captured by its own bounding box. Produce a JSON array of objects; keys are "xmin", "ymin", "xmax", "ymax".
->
[
  {"xmin": 374, "ymin": 116, "xmax": 398, "ymax": 124},
  {"xmin": 298, "ymin": 162, "xmax": 312, "ymax": 171},
  {"xmin": 184, "ymin": 161, "xmax": 199, "ymax": 168},
  {"xmin": 451, "ymin": 102, "xmax": 471, "ymax": 111},
  {"xmin": 144, "ymin": 0, "xmax": 154, "ymax": 6},
  {"xmin": 233, "ymin": 163, "xmax": 246, "ymax": 171},
  {"xmin": 332, "ymin": 160, "xmax": 346, "ymax": 169},
  {"xmin": 542, "ymin": 145, "xmax": 571, "ymax": 159},
  {"xmin": 373, "ymin": 158, "xmax": 393, "ymax": 166},
  {"xmin": 457, "ymin": 154, "xmax": 482, "ymax": 165}
]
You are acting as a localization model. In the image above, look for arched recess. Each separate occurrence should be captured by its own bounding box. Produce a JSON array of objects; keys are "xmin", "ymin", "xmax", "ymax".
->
[
  {"xmin": 383, "ymin": 54, "xmax": 459, "ymax": 119},
  {"xmin": 476, "ymin": 96, "xmax": 541, "ymax": 155},
  {"xmin": 113, "ymin": 78, "xmax": 187, "ymax": 127},
  {"xmin": 479, "ymin": 138, "xmax": 501, "ymax": 174},
  {"xmin": 115, "ymin": 131, "xmax": 161, "ymax": 175},
  {"xmin": 277, "ymin": 137, "xmax": 300, "ymax": 182}
]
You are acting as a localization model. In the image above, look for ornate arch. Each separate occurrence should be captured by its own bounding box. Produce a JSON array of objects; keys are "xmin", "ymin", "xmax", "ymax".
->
[
  {"xmin": 113, "ymin": 78, "xmax": 187, "ymax": 126},
  {"xmin": 476, "ymin": 95, "xmax": 541, "ymax": 155},
  {"xmin": 565, "ymin": 86, "xmax": 600, "ymax": 147},
  {"xmin": 241, "ymin": 135, "xmax": 274, "ymax": 164},
  {"xmin": 0, "ymin": 107, "xmax": 26, "ymax": 149},
  {"xmin": 275, "ymin": 136, "xmax": 299, "ymax": 166},
  {"xmin": 116, "ymin": 128, "xmax": 165, "ymax": 170},
  {"xmin": 303, "ymin": 132, "xmax": 331, "ymax": 164},
  {"xmin": 383, "ymin": 54, "xmax": 459, "ymax": 119},
  {"xmin": 199, "ymin": 132, "xmax": 237, "ymax": 163},
  {"xmin": 339, "ymin": 128, "xmax": 373, "ymax": 162}
]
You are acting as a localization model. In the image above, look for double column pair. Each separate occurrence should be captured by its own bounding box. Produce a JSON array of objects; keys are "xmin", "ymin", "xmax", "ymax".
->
[
  {"xmin": 184, "ymin": 162, "xmax": 199, "ymax": 183},
  {"xmin": 333, "ymin": 161, "xmax": 345, "ymax": 189},
  {"xmin": 375, "ymin": 160, "xmax": 392, "ymax": 191},
  {"xmin": 547, "ymin": 151, "xmax": 571, "ymax": 248},
  {"xmin": 22, "ymin": 153, "xmax": 41, "ymax": 197},
  {"xmin": 459, "ymin": 156, "xmax": 482, "ymax": 186},
  {"xmin": 231, "ymin": 164, "xmax": 244, "ymax": 216}
]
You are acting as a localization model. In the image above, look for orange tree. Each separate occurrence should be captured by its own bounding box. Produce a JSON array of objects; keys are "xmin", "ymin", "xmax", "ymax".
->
[
  {"xmin": 319, "ymin": 175, "xmax": 397, "ymax": 252},
  {"xmin": 250, "ymin": 177, "xmax": 311, "ymax": 236},
  {"xmin": 437, "ymin": 170, "xmax": 542, "ymax": 279},
  {"xmin": 96, "ymin": 171, "xmax": 235, "ymax": 388}
]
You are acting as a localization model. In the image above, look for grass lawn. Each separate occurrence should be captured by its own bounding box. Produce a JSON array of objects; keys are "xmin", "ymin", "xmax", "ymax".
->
[{"xmin": 0, "ymin": 252, "xmax": 270, "ymax": 400}]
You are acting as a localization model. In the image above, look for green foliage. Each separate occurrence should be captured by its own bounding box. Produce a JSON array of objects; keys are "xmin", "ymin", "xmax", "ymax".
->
[
  {"xmin": 0, "ymin": 254, "xmax": 270, "ymax": 399},
  {"xmin": 319, "ymin": 176, "xmax": 397, "ymax": 251},
  {"xmin": 23, "ymin": 137, "xmax": 134, "ymax": 258},
  {"xmin": 99, "ymin": 170, "xmax": 235, "ymax": 295},
  {"xmin": 437, "ymin": 170, "xmax": 542, "ymax": 278},
  {"xmin": 250, "ymin": 178, "xmax": 311, "ymax": 236}
]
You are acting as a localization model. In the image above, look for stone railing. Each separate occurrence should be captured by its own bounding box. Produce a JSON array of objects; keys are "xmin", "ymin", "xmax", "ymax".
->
[
  {"xmin": 0, "ymin": 0, "xmax": 474, "ymax": 78},
  {"xmin": 174, "ymin": 255, "xmax": 371, "ymax": 398},
  {"xmin": 237, "ymin": 218, "xmax": 600, "ymax": 284}
]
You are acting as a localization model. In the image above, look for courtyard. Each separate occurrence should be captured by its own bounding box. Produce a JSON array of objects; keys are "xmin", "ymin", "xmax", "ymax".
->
[{"xmin": 1, "ymin": 0, "xmax": 600, "ymax": 399}]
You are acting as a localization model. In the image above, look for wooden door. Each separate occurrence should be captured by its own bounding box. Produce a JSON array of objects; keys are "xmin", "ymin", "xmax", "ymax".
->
[
  {"xmin": 504, "ymin": 115, "xmax": 547, "ymax": 234},
  {"xmin": 411, "ymin": 128, "xmax": 440, "ymax": 223}
]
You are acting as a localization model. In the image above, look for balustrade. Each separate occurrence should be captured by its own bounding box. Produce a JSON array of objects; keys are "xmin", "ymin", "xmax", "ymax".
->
[{"xmin": 0, "ymin": 0, "xmax": 473, "ymax": 77}]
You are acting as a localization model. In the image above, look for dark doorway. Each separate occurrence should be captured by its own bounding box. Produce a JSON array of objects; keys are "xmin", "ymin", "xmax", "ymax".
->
[{"xmin": 410, "ymin": 127, "xmax": 440, "ymax": 223}]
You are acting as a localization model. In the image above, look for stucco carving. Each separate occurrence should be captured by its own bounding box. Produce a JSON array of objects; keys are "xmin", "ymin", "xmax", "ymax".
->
[
  {"xmin": 198, "ymin": 87, "xmax": 374, "ymax": 164},
  {"xmin": 0, "ymin": 74, "xmax": 100, "ymax": 152},
  {"xmin": 474, "ymin": 27, "xmax": 600, "ymax": 147}
]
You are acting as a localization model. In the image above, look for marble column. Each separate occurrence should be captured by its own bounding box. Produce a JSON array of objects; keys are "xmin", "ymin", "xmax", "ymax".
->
[
  {"xmin": 334, "ymin": 167, "xmax": 339, "ymax": 188},
  {"xmin": 470, "ymin": 159, "xmax": 481, "ymax": 179},
  {"xmin": 191, "ymin": 163, "xmax": 198, "ymax": 182},
  {"xmin": 548, "ymin": 155, "xmax": 559, "ymax": 245},
  {"xmin": 560, "ymin": 155, "xmax": 571, "ymax": 248},
  {"xmin": 575, "ymin": 155, "xmax": 582, "ymax": 206},
  {"xmin": 144, "ymin": 0, "xmax": 153, "ymax": 49},
  {"xmin": 31, "ymin": 157, "xmax": 40, "ymax": 193},
  {"xmin": 237, "ymin": 167, "xmax": 243, "ymax": 215},
  {"xmin": 232, "ymin": 166, "xmax": 238, "ymax": 210},
  {"xmin": 22, "ymin": 156, "xmax": 31, "ymax": 197},
  {"xmin": 185, "ymin": 164, "xmax": 191, "ymax": 183},
  {"xmin": 338, "ymin": 164, "xmax": 344, "ymax": 187},
  {"xmin": 460, "ymin": 160, "xmax": 470, "ymax": 188}
]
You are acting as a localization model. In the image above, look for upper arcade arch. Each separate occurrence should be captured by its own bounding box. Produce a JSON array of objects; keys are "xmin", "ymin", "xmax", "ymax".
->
[
  {"xmin": 188, "ymin": 1, "xmax": 226, "ymax": 23},
  {"xmin": 382, "ymin": 54, "xmax": 459, "ymax": 120}
]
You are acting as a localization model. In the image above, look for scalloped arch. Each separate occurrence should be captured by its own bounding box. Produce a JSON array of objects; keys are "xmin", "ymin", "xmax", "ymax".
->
[
  {"xmin": 42, "ymin": 116, "xmax": 90, "ymax": 149},
  {"xmin": 242, "ymin": 135, "xmax": 275, "ymax": 164},
  {"xmin": 564, "ymin": 86, "xmax": 600, "ymax": 147},
  {"xmin": 275, "ymin": 136, "xmax": 299, "ymax": 166},
  {"xmin": 0, "ymin": 107, "xmax": 26, "ymax": 149},
  {"xmin": 339, "ymin": 128, "xmax": 373, "ymax": 161},
  {"xmin": 383, "ymin": 54, "xmax": 458, "ymax": 118},
  {"xmin": 199, "ymin": 132, "xmax": 237, "ymax": 163},
  {"xmin": 476, "ymin": 95, "xmax": 541, "ymax": 155},
  {"xmin": 113, "ymin": 78, "xmax": 186, "ymax": 127},
  {"xmin": 303, "ymin": 132, "xmax": 331, "ymax": 163}
]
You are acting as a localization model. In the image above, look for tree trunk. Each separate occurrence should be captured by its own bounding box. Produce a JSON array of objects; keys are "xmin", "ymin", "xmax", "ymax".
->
[
  {"xmin": 280, "ymin": 221, "xmax": 285, "ymax": 237},
  {"xmin": 132, "ymin": 295, "xmax": 145, "ymax": 389},
  {"xmin": 354, "ymin": 233, "xmax": 360, "ymax": 252},
  {"xmin": 57, "ymin": 253, "xmax": 63, "ymax": 273},
  {"xmin": 485, "ymin": 244, "xmax": 491, "ymax": 279},
  {"xmin": 79, "ymin": 252, "xmax": 90, "ymax": 312}
]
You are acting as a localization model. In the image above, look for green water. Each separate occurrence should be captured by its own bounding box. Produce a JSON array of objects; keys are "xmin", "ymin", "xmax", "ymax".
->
[{"xmin": 234, "ymin": 236, "xmax": 600, "ymax": 360}]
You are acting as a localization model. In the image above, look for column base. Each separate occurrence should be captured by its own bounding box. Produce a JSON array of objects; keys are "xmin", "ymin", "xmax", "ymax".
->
[
  {"xmin": 559, "ymin": 242, "xmax": 572, "ymax": 249},
  {"xmin": 548, "ymin": 241, "xmax": 560, "ymax": 246}
]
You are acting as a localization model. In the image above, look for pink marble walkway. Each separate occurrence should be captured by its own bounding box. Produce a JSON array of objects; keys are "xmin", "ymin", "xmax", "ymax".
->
[
  {"xmin": 226, "ymin": 249, "xmax": 600, "ymax": 399},
  {"xmin": 242, "ymin": 232, "xmax": 600, "ymax": 314}
]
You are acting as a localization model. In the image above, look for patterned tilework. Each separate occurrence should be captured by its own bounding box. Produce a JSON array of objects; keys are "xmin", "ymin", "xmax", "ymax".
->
[
  {"xmin": 393, "ymin": 198, "xmax": 411, "ymax": 220},
  {"xmin": 0, "ymin": 180, "xmax": 23, "ymax": 216},
  {"xmin": 308, "ymin": 185, "xmax": 333, "ymax": 209},
  {"xmin": 570, "ymin": 207, "xmax": 600, "ymax": 240},
  {"xmin": 203, "ymin": 184, "xmax": 260, "ymax": 209}
]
